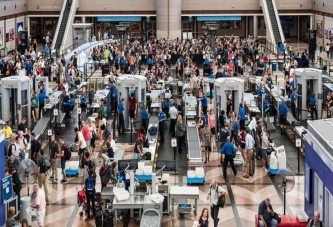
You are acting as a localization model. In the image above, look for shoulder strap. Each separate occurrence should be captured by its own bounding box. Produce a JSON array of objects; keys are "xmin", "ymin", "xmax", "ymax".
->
[{"xmin": 310, "ymin": 220, "xmax": 314, "ymax": 227}]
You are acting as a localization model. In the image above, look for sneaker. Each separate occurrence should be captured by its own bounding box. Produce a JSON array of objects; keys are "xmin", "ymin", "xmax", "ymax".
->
[{"xmin": 61, "ymin": 180, "xmax": 68, "ymax": 184}]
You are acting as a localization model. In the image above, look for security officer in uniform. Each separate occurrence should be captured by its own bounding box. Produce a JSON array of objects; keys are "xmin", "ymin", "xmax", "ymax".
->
[
  {"xmin": 278, "ymin": 98, "xmax": 289, "ymax": 136},
  {"xmin": 158, "ymin": 109, "xmax": 166, "ymax": 143},
  {"xmin": 290, "ymin": 88, "xmax": 297, "ymax": 119},
  {"xmin": 309, "ymin": 93, "xmax": 318, "ymax": 120},
  {"xmin": 117, "ymin": 98, "xmax": 125, "ymax": 135},
  {"xmin": 140, "ymin": 105, "xmax": 149, "ymax": 133},
  {"xmin": 220, "ymin": 136, "xmax": 237, "ymax": 179},
  {"xmin": 218, "ymin": 123, "xmax": 230, "ymax": 152}
]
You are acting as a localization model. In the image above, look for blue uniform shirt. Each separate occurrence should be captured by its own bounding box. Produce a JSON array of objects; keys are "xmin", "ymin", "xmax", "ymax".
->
[
  {"xmin": 290, "ymin": 92, "xmax": 296, "ymax": 103},
  {"xmin": 222, "ymin": 70, "xmax": 228, "ymax": 77},
  {"xmin": 146, "ymin": 59, "xmax": 153, "ymax": 65},
  {"xmin": 114, "ymin": 55, "xmax": 119, "ymax": 63},
  {"xmin": 220, "ymin": 141, "xmax": 236, "ymax": 155},
  {"xmin": 279, "ymin": 103, "xmax": 288, "ymax": 115},
  {"xmin": 110, "ymin": 84, "xmax": 116, "ymax": 94},
  {"xmin": 141, "ymin": 108, "xmax": 149, "ymax": 120},
  {"xmin": 202, "ymin": 96, "xmax": 208, "ymax": 107},
  {"xmin": 289, "ymin": 81, "xmax": 294, "ymax": 89},
  {"xmin": 80, "ymin": 94, "xmax": 86, "ymax": 103},
  {"xmin": 158, "ymin": 112, "xmax": 166, "ymax": 122},
  {"xmin": 208, "ymin": 73, "xmax": 215, "ymax": 83},
  {"xmin": 233, "ymin": 120, "xmax": 240, "ymax": 135},
  {"xmin": 164, "ymin": 101, "xmax": 171, "ymax": 109},
  {"xmin": 310, "ymin": 97, "xmax": 316, "ymax": 106},
  {"xmin": 112, "ymin": 91, "xmax": 118, "ymax": 100},
  {"xmin": 263, "ymin": 100, "xmax": 269, "ymax": 111},
  {"xmin": 257, "ymin": 87, "xmax": 264, "ymax": 97},
  {"xmin": 118, "ymin": 102, "xmax": 125, "ymax": 113},
  {"xmin": 178, "ymin": 57, "xmax": 184, "ymax": 64},
  {"xmin": 120, "ymin": 59, "xmax": 127, "ymax": 66},
  {"xmin": 38, "ymin": 93, "xmax": 48, "ymax": 104},
  {"xmin": 238, "ymin": 107, "xmax": 246, "ymax": 120},
  {"xmin": 68, "ymin": 98, "xmax": 74, "ymax": 107},
  {"xmin": 204, "ymin": 59, "xmax": 210, "ymax": 67}
]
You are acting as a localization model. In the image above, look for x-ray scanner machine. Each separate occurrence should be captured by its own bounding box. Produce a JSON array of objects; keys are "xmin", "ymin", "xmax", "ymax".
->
[
  {"xmin": 214, "ymin": 77, "xmax": 244, "ymax": 119},
  {"xmin": 117, "ymin": 75, "xmax": 147, "ymax": 129},
  {"xmin": 1, "ymin": 76, "xmax": 31, "ymax": 127},
  {"xmin": 294, "ymin": 68, "xmax": 322, "ymax": 120}
]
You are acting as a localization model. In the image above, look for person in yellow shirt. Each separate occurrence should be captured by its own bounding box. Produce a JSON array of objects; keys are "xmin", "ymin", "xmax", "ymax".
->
[{"xmin": 3, "ymin": 122, "xmax": 13, "ymax": 158}]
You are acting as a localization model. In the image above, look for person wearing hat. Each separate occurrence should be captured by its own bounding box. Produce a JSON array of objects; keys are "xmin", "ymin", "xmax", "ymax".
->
[{"xmin": 278, "ymin": 98, "xmax": 289, "ymax": 136}]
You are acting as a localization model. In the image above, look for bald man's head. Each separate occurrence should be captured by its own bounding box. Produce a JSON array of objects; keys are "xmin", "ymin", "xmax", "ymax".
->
[
  {"xmin": 211, "ymin": 179, "xmax": 217, "ymax": 187},
  {"xmin": 314, "ymin": 211, "xmax": 320, "ymax": 222}
]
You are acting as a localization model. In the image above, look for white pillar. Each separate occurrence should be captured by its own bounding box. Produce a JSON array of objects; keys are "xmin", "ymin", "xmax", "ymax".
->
[
  {"xmin": 253, "ymin": 16, "xmax": 258, "ymax": 38},
  {"xmin": 310, "ymin": 14, "xmax": 313, "ymax": 30},
  {"xmin": 82, "ymin": 16, "xmax": 85, "ymax": 23},
  {"xmin": 156, "ymin": 0, "xmax": 181, "ymax": 40}
]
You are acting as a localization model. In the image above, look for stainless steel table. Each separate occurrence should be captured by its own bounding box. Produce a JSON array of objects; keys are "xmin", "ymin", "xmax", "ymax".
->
[
  {"xmin": 101, "ymin": 187, "xmax": 115, "ymax": 212},
  {"xmin": 169, "ymin": 186, "xmax": 200, "ymax": 216}
]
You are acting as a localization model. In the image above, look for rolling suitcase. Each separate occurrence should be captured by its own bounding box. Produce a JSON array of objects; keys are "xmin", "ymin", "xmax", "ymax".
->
[
  {"xmin": 95, "ymin": 210, "xmax": 104, "ymax": 227},
  {"xmin": 104, "ymin": 210, "xmax": 114, "ymax": 227}
]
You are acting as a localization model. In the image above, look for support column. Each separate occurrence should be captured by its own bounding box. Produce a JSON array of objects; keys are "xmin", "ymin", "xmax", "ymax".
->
[
  {"xmin": 253, "ymin": 15, "xmax": 258, "ymax": 38},
  {"xmin": 156, "ymin": 0, "xmax": 181, "ymax": 40},
  {"xmin": 82, "ymin": 16, "xmax": 85, "ymax": 23}
]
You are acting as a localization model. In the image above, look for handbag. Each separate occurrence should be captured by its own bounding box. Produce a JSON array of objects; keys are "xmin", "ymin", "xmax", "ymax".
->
[
  {"xmin": 92, "ymin": 131, "xmax": 97, "ymax": 140},
  {"xmin": 273, "ymin": 212, "xmax": 281, "ymax": 223},
  {"xmin": 217, "ymin": 194, "xmax": 226, "ymax": 208}
]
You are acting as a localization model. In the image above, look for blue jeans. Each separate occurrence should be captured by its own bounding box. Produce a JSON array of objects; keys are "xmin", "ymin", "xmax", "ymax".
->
[
  {"xmin": 259, "ymin": 219, "xmax": 278, "ymax": 227},
  {"xmin": 133, "ymin": 152, "xmax": 140, "ymax": 161}
]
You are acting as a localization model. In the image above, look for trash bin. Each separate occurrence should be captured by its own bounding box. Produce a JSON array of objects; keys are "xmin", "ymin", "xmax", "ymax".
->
[
  {"xmin": 278, "ymin": 60, "xmax": 284, "ymax": 71},
  {"xmin": 0, "ymin": 47, "xmax": 8, "ymax": 57},
  {"xmin": 272, "ymin": 62, "xmax": 277, "ymax": 71}
]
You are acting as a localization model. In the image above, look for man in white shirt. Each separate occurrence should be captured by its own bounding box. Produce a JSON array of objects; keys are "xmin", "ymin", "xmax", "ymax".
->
[
  {"xmin": 31, "ymin": 183, "xmax": 46, "ymax": 227},
  {"xmin": 11, "ymin": 136, "xmax": 21, "ymax": 158},
  {"xmin": 18, "ymin": 131, "xmax": 29, "ymax": 160},
  {"xmin": 248, "ymin": 115, "xmax": 260, "ymax": 132},
  {"xmin": 207, "ymin": 179, "xmax": 227, "ymax": 227},
  {"xmin": 106, "ymin": 135, "xmax": 116, "ymax": 152},
  {"xmin": 169, "ymin": 102, "xmax": 178, "ymax": 137},
  {"xmin": 244, "ymin": 129, "xmax": 255, "ymax": 178}
]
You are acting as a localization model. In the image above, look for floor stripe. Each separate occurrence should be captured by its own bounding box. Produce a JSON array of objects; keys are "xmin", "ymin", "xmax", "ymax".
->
[
  {"xmin": 269, "ymin": 175, "xmax": 293, "ymax": 215},
  {"xmin": 225, "ymin": 176, "xmax": 243, "ymax": 227},
  {"xmin": 179, "ymin": 175, "xmax": 186, "ymax": 227},
  {"xmin": 66, "ymin": 204, "xmax": 80, "ymax": 227}
]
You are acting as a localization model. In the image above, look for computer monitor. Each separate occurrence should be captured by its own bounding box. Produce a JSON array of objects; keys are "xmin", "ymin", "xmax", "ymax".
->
[
  {"xmin": 156, "ymin": 160, "xmax": 167, "ymax": 170},
  {"xmin": 166, "ymin": 161, "xmax": 176, "ymax": 171},
  {"xmin": 118, "ymin": 160, "xmax": 129, "ymax": 171},
  {"xmin": 128, "ymin": 159, "xmax": 139, "ymax": 170}
]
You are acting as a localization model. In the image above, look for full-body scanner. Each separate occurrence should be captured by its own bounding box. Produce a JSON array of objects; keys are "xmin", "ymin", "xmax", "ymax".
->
[
  {"xmin": 34, "ymin": 76, "xmax": 49, "ymax": 94},
  {"xmin": 116, "ymin": 75, "xmax": 147, "ymax": 130},
  {"xmin": 214, "ymin": 77, "xmax": 244, "ymax": 124},
  {"xmin": 1, "ymin": 76, "xmax": 31, "ymax": 128},
  {"xmin": 294, "ymin": 68, "xmax": 322, "ymax": 120}
]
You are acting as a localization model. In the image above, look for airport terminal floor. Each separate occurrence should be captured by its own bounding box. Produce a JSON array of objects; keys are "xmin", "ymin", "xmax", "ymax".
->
[{"xmin": 15, "ymin": 49, "xmax": 309, "ymax": 226}]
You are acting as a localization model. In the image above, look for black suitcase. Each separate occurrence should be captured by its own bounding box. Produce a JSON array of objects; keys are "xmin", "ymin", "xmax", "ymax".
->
[
  {"xmin": 95, "ymin": 210, "xmax": 104, "ymax": 227},
  {"xmin": 104, "ymin": 210, "xmax": 114, "ymax": 227}
]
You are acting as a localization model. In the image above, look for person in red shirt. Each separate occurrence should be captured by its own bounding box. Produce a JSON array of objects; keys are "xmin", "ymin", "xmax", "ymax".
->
[
  {"xmin": 128, "ymin": 93, "xmax": 137, "ymax": 123},
  {"xmin": 81, "ymin": 121, "xmax": 92, "ymax": 152}
]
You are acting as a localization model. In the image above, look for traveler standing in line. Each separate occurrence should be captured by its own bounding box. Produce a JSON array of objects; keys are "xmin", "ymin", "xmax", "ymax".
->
[
  {"xmin": 309, "ymin": 93, "xmax": 318, "ymax": 120},
  {"xmin": 49, "ymin": 134, "xmax": 59, "ymax": 183},
  {"xmin": 81, "ymin": 121, "xmax": 92, "ymax": 153},
  {"xmin": 243, "ymin": 128, "xmax": 255, "ymax": 178},
  {"xmin": 37, "ymin": 149, "xmax": 50, "ymax": 203},
  {"xmin": 208, "ymin": 109, "xmax": 217, "ymax": 151},
  {"xmin": 57, "ymin": 136, "xmax": 67, "ymax": 184},
  {"xmin": 85, "ymin": 169, "xmax": 96, "ymax": 222},
  {"xmin": 158, "ymin": 108, "xmax": 166, "ymax": 143},
  {"xmin": 203, "ymin": 125, "xmax": 212, "ymax": 163},
  {"xmin": 207, "ymin": 179, "xmax": 227, "ymax": 227},
  {"xmin": 74, "ymin": 127, "xmax": 87, "ymax": 168},
  {"xmin": 141, "ymin": 104, "xmax": 149, "ymax": 133},
  {"xmin": 176, "ymin": 115, "xmax": 185, "ymax": 154},
  {"xmin": 133, "ymin": 137, "xmax": 144, "ymax": 160},
  {"xmin": 238, "ymin": 103, "xmax": 246, "ymax": 129},
  {"xmin": 220, "ymin": 136, "xmax": 237, "ymax": 179},
  {"xmin": 278, "ymin": 98, "xmax": 289, "ymax": 136},
  {"xmin": 118, "ymin": 98, "xmax": 125, "ymax": 135},
  {"xmin": 169, "ymin": 102, "xmax": 178, "ymax": 137}
]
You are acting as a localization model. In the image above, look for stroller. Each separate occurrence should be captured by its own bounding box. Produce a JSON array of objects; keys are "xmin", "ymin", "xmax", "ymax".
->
[{"xmin": 77, "ymin": 186, "xmax": 102, "ymax": 217}]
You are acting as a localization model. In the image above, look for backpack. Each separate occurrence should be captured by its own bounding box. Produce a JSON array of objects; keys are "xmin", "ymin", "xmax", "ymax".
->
[
  {"xmin": 64, "ymin": 146, "xmax": 71, "ymax": 161},
  {"xmin": 8, "ymin": 144, "xmax": 16, "ymax": 157},
  {"xmin": 105, "ymin": 129, "xmax": 111, "ymax": 138},
  {"xmin": 86, "ymin": 177, "xmax": 94, "ymax": 191},
  {"xmin": 99, "ymin": 165, "xmax": 109, "ymax": 176},
  {"xmin": 309, "ymin": 220, "xmax": 323, "ymax": 227},
  {"xmin": 209, "ymin": 183, "xmax": 225, "ymax": 208},
  {"xmin": 40, "ymin": 157, "xmax": 51, "ymax": 173},
  {"xmin": 149, "ymin": 126, "xmax": 157, "ymax": 136}
]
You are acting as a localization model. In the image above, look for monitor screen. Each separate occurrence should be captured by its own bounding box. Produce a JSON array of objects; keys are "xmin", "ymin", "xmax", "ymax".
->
[
  {"xmin": 156, "ymin": 160, "xmax": 167, "ymax": 170},
  {"xmin": 118, "ymin": 160, "xmax": 129, "ymax": 171},
  {"xmin": 128, "ymin": 159, "xmax": 139, "ymax": 169},
  {"xmin": 166, "ymin": 161, "xmax": 176, "ymax": 171}
]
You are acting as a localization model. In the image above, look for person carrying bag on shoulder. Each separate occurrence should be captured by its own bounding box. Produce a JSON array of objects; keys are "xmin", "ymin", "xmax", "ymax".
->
[{"xmin": 206, "ymin": 179, "xmax": 227, "ymax": 227}]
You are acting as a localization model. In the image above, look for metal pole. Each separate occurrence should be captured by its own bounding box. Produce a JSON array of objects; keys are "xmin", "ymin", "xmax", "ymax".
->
[
  {"xmin": 130, "ymin": 119, "xmax": 133, "ymax": 145},
  {"xmin": 283, "ymin": 185, "xmax": 286, "ymax": 215}
]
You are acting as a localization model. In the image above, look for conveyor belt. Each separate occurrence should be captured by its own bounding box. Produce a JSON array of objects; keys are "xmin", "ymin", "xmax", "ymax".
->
[
  {"xmin": 32, "ymin": 117, "xmax": 51, "ymax": 141},
  {"xmin": 186, "ymin": 122, "xmax": 202, "ymax": 163}
]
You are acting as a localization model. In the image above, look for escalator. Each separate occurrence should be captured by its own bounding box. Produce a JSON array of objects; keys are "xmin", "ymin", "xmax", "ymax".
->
[
  {"xmin": 260, "ymin": 0, "xmax": 285, "ymax": 47},
  {"xmin": 54, "ymin": 6, "xmax": 70, "ymax": 50}
]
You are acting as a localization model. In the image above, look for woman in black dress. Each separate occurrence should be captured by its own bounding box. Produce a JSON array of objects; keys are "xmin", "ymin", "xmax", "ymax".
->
[{"xmin": 197, "ymin": 207, "xmax": 209, "ymax": 227}]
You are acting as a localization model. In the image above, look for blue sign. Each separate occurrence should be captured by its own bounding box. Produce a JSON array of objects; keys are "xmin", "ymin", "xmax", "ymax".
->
[
  {"xmin": 197, "ymin": 16, "xmax": 241, "ymax": 21},
  {"xmin": 2, "ymin": 176, "xmax": 13, "ymax": 203},
  {"xmin": 97, "ymin": 16, "xmax": 141, "ymax": 22}
]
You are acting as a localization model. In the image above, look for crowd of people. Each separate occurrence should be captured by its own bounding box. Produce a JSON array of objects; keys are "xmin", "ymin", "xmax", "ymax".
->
[{"xmin": 1, "ymin": 31, "xmax": 322, "ymax": 227}]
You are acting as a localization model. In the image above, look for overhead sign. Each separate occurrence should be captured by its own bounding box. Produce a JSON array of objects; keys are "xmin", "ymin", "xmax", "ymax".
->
[
  {"xmin": 2, "ymin": 176, "xmax": 13, "ymax": 203},
  {"xmin": 197, "ymin": 16, "xmax": 241, "ymax": 21},
  {"xmin": 97, "ymin": 16, "xmax": 141, "ymax": 22}
]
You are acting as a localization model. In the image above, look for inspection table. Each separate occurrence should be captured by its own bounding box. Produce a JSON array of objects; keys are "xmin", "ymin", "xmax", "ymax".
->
[{"xmin": 169, "ymin": 186, "xmax": 200, "ymax": 216}]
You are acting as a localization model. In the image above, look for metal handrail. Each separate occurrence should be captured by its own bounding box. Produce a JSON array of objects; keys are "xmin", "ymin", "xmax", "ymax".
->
[
  {"xmin": 62, "ymin": 43, "xmax": 79, "ymax": 56},
  {"xmin": 51, "ymin": 0, "xmax": 67, "ymax": 50}
]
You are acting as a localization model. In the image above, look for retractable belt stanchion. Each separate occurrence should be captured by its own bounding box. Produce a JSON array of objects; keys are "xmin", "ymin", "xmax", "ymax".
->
[{"xmin": 171, "ymin": 137, "xmax": 179, "ymax": 175}]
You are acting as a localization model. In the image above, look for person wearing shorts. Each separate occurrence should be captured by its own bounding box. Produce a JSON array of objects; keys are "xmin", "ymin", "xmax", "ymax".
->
[
  {"xmin": 58, "ymin": 136, "xmax": 67, "ymax": 184},
  {"xmin": 203, "ymin": 125, "xmax": 212, "ymax": 163}
]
